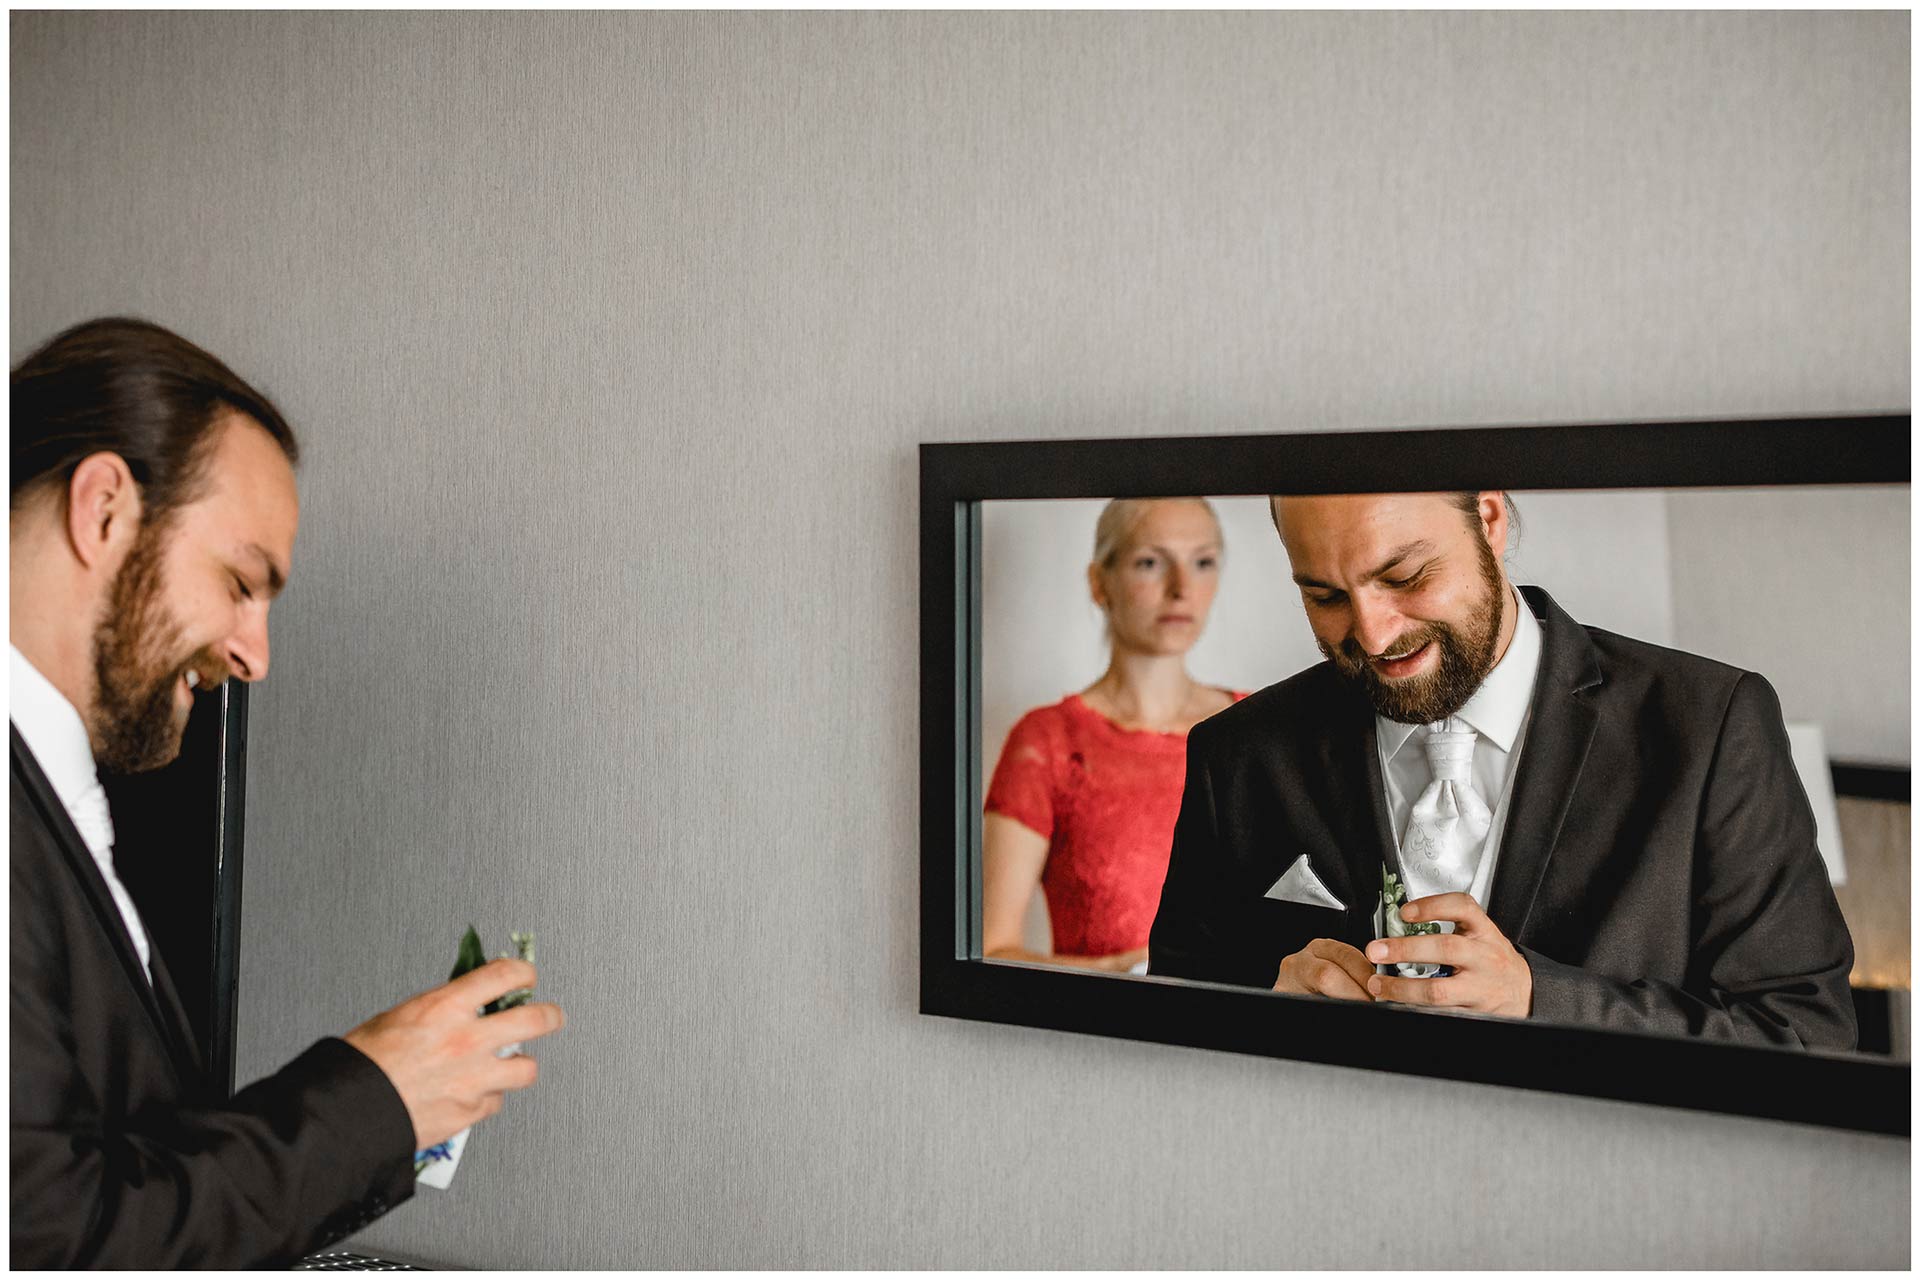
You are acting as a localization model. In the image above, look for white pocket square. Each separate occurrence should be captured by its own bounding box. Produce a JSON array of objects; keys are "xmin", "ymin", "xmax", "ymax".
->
[{"xmin": 1264, "ymin": 854, "xmax": 1346, "ymax": 912}]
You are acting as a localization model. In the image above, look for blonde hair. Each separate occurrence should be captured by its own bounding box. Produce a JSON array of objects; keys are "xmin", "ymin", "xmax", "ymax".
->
[{"xmin": 1091, "ymin": 496, "xmax": 1223, "ymax": 572}]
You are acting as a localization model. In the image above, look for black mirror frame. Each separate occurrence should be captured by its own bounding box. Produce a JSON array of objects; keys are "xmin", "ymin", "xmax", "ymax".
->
[{"xmin": 920, "ymin": 414, "xmax": 1910, "ymax": 1137}]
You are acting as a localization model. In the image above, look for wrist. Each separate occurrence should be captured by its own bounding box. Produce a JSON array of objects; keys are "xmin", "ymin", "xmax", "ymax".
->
[{"xmin": 1508, "ymin": 955, "xmax": 1534, "ymax": 1019}]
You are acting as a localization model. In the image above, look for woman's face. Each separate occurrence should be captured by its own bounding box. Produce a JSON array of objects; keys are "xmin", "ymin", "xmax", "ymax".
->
[{"xmin": 1091, "ymin": 500, "xmax": 1223, "ymax": 657}]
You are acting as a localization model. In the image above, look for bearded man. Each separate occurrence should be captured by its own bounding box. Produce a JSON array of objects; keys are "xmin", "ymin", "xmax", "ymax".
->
[
  {"xmin": 10, "ymin": 318, "xmax": 565, "ymax": 1266},
  {"xmin": 1146, "ymin": 490, "xmax": 1856, "ymax": 1049}
]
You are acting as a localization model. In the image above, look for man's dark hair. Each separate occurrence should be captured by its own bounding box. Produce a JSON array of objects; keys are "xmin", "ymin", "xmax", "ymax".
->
[
  {"xmin": 1266, "ymin": 490, "xmax": 1522, "ymax": 548},
  {"xmin": 1451, "ymin": 490, "xmax": 1520, "ymax": 546},
  {"xmin": 10, "ymin": 317, "xmax": 298, "ymax": 521}
]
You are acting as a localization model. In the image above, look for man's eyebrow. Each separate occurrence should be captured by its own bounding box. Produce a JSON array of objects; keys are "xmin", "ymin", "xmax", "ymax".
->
[
  {"xmin": 1364, "ymin": 540, "xmax": 1435, "ymax": 582},
  {"xmin": 1290, "ymin": 540, "xmax": 1435, "ymax": 590},
  {"xmin": 244, "ymin": 543, "xmax": 288, "ymax": 597}
]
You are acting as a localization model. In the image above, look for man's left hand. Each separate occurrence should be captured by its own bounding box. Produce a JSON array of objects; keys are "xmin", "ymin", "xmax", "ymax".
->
[{"xmin": 1364, "ymin": 892, "xmax": 1532, "ymax": 1018}]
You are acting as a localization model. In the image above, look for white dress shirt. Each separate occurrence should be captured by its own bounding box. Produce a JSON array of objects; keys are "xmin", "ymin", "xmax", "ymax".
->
[
  {"xmin": 10, "ymin": 644, "xmax": 153, "ymax": 982},
  {"xmin": 1374, "ymin": 586, "xmax": 1544, "ymax": 908}
]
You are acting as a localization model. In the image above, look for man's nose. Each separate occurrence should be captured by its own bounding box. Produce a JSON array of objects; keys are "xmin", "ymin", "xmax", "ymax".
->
[
  {"xmin": 1348, "ymin": 591, "xmax": 1404, "ymax": 657},
  {"xmin": 224, "ymin": 609, "xmax": 271, "ymax": 683}
]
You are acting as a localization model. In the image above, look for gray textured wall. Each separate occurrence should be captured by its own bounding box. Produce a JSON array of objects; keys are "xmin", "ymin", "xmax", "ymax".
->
[
  {"xmin": 11, "ymin": 11, "xmax": 1909, "ymax": 1268},
  {"xmin": 1667, "ymin": 486, "xmax": 1910, "ymax": 764}
]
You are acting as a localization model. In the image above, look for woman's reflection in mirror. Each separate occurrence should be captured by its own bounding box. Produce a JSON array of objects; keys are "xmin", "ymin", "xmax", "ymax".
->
[{"xmin": 980, "ymin": 498, "xmax": 1247, "ymax": 972}]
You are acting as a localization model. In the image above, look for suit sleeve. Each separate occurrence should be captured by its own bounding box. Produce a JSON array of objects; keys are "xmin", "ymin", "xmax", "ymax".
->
[
  {"xmin": 1524, "ymin": 671, "xmax": 1857, "ymax": 1049},
  {"xmin": 1149, "ymin": 722, "xmax": 1278, "ymax": 988},
  {"xmin": 9, "ymin": 821, "xmax": 419, "ymax": 1267}
]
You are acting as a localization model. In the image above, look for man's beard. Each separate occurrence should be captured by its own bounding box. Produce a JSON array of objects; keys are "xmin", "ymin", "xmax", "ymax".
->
[
  {"xmin": 1321, "ymin": 534, "xmax": 1506, "ymax": 726},
  {"xmin": 89, "ymin": 524, "xmax": 216, "ymax": 774}
]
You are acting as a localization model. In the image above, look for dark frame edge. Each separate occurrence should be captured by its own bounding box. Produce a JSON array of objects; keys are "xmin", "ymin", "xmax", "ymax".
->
[
  {"xmin": 207, "ymin": 680, "xmax": 248, "ymax": 1101},
  {"xmin": 920, "ymin": 960, "xmax": 1909, "ymax": 1137}
]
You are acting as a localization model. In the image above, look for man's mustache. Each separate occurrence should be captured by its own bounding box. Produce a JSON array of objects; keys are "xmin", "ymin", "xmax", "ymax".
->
[{"xmin": 1332, "ymin": 624, "xmax": 1444, "ymax": 672}]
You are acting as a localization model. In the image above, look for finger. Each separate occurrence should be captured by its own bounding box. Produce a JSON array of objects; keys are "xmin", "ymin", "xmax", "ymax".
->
[
  {"xmin": 485, "ymin": 1053, "xmax": 539, "ymax": 1091},
  {"xmin": 481, "ymin": 1001, "xmax": 565, "ymax": 1047},
  {"xmin": 443, "ymin": 957, "xmax": 538, "ymax": 1007},
  {"xmin": 1365, "ymin": 935, "xmax": 1474, "ymax": 968},
  {"xmin": 1400, "ymin": 892, "xmax": 1492, "ymax": 933},
  {"xmin": 1368, "ymin": 971, "xmax": 1472, "ymax": 1006},
  {"xmin": 1307, "ymin": 958, "xmax": 1373, "ymax": 1002},
  {"xmin": 1308, "ymin": 939, "xmax": 1377, "ymax": 991}
]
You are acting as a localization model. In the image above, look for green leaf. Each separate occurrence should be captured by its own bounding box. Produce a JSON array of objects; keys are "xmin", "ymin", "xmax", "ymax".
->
[{"xmin": 450, "ymin": 925, "xmax": 486, "ymax": 982}]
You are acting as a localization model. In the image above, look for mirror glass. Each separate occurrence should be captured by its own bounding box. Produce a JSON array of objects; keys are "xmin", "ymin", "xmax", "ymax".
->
[{"xmin": 977, "ymin": 486, "xmax": 1908, "ymax": 1060}]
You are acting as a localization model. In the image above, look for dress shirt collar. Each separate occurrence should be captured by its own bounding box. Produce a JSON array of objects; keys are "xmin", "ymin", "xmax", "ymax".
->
[
  {"xmin": 10, "ymin": 643, "xmax": 116, "ymax": 856},
  {"xmin": 1376, "ymin": 583, "xmax": 1543, "ymax": 760}
]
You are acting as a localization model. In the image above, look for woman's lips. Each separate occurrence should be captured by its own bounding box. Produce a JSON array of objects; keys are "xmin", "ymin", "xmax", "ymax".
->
[{"xmin": 1372, "ymin": 640, "xmax": 1434, "ymax": 680}]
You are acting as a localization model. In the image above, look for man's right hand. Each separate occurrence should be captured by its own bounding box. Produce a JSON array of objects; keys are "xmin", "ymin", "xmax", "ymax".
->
[
  {"xmin": 1272, "ymin": 939, "xmax": 1376, "ymax": 1001},
  {"xmin": 343, "ymin": 958, "xmax": 566, "ymax": 1150}
]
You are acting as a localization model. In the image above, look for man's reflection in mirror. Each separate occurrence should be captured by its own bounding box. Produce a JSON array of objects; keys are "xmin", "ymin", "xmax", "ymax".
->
[
  {"xmin": 1148, "ymin": 490, "xmax": 1857, "ymax": 1049},
  {"xmin": 982, "ymin": 499, "xmax": 1247, "ymax": 972}
]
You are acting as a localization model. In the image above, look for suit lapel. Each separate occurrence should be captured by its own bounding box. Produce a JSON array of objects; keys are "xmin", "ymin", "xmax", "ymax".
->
[
  {"xmin": 10, "ymin": 729, "xmax": 199, "ymax": 1086},
  {"xmin": 1485, "ymin": 587, "xmax": 1604, "ymax": 941},
  {"xmin": 1312, "ymin": 681, "xmax": 1397, "ymax": 939},
  {"xmin": 146, "ymin": 940, "xmax": 207, "ymax": 1080}
]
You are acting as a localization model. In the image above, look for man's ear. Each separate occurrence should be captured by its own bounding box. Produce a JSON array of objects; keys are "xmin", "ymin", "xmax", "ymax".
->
[
  {"xmin": 1476, "ymin": 490, "xmax": 1510, "ymax": 561},
  {"xmin": 64, "ymin": 452, "xmax": 143, "ymax": 572}
]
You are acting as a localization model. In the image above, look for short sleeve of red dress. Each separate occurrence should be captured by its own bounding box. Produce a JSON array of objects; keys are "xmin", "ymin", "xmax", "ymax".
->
[
  {"xmin": 982, "ymin": 707, "xmax": 1061, "ymax": 840},
  {"xmin": 983, "ymin": 692, "xmax": 1248, "ymax": 958}
]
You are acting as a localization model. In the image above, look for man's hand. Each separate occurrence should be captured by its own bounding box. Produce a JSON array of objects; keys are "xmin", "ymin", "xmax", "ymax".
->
[
  {"xmin": 1273, "ymin": 938, "xmax": 1377, "ymax": 1001},
  {"xmin": 1364, "ymin": 892, "xmax": 1532, "ymax": 1018},
  {"xmin": 343, "ymin": 958, "xmax": 566, "ymax": 1150}
]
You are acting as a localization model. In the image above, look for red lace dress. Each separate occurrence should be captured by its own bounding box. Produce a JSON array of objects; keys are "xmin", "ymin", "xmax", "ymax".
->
[{"xmin": 984, "ymin": 691, "xmax": 1248, "ymax": 957}]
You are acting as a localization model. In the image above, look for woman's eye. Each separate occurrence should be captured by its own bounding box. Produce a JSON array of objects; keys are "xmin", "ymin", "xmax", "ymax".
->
[
  {"xmin": 1133, "ymin": 557, "xmax": 1158, "ymax": 570},
  {"xmin": 233, "ymin": 575, "xmax": 253, "ymax": 601}
]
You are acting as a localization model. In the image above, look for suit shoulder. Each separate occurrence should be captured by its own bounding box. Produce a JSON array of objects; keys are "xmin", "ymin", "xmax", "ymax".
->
[
  {"xmin": 1189, "ymin": 662, "xmax": 1344, "ymax": 749},
  {"xmin": 1576, "ymin": 624, "xmax": 1788, "ymax": 741},
  {"xmin": 1582, "ymin": 625, "xmax": 1752, "ymax": 692}
]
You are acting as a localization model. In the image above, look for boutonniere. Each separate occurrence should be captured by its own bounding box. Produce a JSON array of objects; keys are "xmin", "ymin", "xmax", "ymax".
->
[
  {"xmin": 1379, "ymin": 867, "xmax": 1442, "ymax": 979},
  {"xmin": 415, "ymin": 926, "xmax": 536, "ymax": 1189}
]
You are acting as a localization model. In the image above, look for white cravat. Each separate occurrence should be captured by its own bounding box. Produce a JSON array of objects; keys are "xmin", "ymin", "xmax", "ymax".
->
[
  {"xmin": 10, "ymin": 645, "xmax": 153, "ymax": 983},
  {"xmin": 1376, "ymin": 586, "xmax": 1544, "ymax": 909},
  {"xmin": 1399, "ymin": 722, "xmax": 1491, "ymax": 900}
]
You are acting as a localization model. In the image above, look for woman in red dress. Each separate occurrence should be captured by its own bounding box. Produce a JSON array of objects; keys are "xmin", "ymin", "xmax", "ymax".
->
[{"xmin": 982, "ymin": 497, "xmax": 1247, "ymax": 972}]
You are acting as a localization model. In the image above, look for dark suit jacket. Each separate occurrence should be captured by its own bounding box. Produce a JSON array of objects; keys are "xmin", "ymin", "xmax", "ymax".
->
[
  {"xmin": 10, "ymin": 728, "xmax": 418, "ymax": 1267},
  {"xmin": 1148, "ymin": 585, "xmax": 1857, "ymax": 1049}
]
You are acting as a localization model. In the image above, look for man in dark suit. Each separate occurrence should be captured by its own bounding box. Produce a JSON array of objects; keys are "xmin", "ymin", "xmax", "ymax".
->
[
  {"xmin": 1148, "ymin": 489, "xmax": 1855, "ymax": 1049},
  {"xmin": 10, "ymin": 318, "xmax": 567, "ymax": 1267}
]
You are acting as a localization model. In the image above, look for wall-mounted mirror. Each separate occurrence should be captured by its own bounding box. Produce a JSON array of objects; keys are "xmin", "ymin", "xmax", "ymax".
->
[{"xmin": 920, "ymin": 417, "xmax": 1909, "ymax": 1135}]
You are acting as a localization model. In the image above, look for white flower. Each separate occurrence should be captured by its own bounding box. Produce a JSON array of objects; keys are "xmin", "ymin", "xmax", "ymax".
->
[{"xmin": 1379, "ymin": 867, "xmax": 1442, "ymax": 980}]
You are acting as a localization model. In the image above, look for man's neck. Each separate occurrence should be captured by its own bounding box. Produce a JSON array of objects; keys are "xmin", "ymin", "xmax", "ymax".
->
[
  {"xmin": 10, "ymin": 517, "xmax": 101, "ymax": 730},
  {"xmin": 1488, "ymin": 578, "xmax": 1522, "ymax": 669}
]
